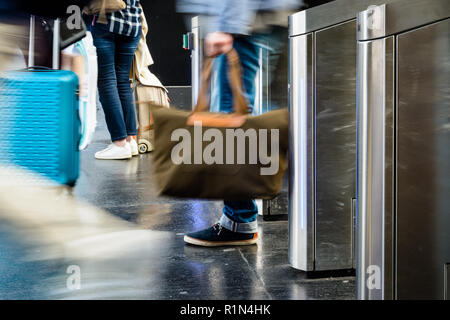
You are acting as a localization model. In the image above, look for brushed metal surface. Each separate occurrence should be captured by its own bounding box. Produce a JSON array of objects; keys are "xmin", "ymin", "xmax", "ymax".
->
[
  {"xmin": 314, "ymin": 20, "xmax": 356, "ymax": 271},
  {"xmin": 191, "ymin": 15, "xmax": 220, "ymax": 109},
  {"xmin": 254, "ymin": 43, "xmax": 270, "ymax": 116},
  {"xmin": 357, "ymin": 0, "xmax": 450, "ymax": 41},
  {"xmin": 191, "ymin": 16, "xmax": 201, "ymax": 108},
  {"xmin": 446, "ymin": 264, "xmax": 450, "ymax": 300},
  {"xmin": 287, "ymin": 0, "xmax": 399, "ymax": 273},
  {"xmin": 352, "ymin": 198, "xmax": 357, "ymax": 269},
  {"xmin": 289, "ymin": 0, "xmax": 392, "ymax": 37},
  {"xmin": 288, "ymin": 33, "xmax": 315, "ymax": 271},
  {"xmin": 396, "ymin": 19, "xmax": 450, "ymax": 299},
  {"xmin": 356, "ymin": 36, "xmax": 395, "ymax": 300}
]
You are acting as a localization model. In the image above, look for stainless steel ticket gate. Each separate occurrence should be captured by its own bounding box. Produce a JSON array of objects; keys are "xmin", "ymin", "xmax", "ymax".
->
[
  {"xmin": 189, "ymin": 16, "xmax": 208, "ymax": 109},
  {"xmin": 288, "ymin": 0, "xmax": 394, "ymax": 272},
  {"xmin": 187, "ymin": 16, "xmax": 286, "ymax": 217},
  {"xmin": 356, "ymin": 0, "xmax": 450, "ymax": 300}
]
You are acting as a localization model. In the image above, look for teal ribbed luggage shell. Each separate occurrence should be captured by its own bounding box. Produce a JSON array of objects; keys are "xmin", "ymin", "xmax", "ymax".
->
[{"xmin": 0, "ymin": 69, "xmax": 80, "ymax": 185}]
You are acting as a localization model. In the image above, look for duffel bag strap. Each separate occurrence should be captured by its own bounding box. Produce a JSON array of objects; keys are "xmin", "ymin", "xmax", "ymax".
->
[{"xmin": 194, "ymin": 49, "xmax": 249, "ymax": 115}]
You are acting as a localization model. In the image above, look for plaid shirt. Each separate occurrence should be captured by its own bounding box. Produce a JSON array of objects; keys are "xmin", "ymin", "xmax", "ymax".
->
[{"xmin": 103, "ymin": 0, "xmax": 142, "ymax": 37}]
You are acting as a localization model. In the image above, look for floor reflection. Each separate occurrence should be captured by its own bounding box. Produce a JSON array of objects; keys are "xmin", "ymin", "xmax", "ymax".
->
[{"xmin": 0, "ymin": 110, "xmax": 355, "ymax": 300}]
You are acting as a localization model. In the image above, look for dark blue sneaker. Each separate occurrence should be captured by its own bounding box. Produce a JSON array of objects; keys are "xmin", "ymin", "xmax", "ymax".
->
[{"xmin": 184, "ymin": 223, "xmax": 258, "ymax": 247}]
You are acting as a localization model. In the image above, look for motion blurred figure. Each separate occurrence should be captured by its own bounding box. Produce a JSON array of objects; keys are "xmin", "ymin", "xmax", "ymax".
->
[
  {"xmin": 0, "ymin": 0, "xmax": 92, "ymax": 69},
  {"xmin": 0, "ymin": 0, "xmax": 166, "ymax": 300},
  {"xmin": 0, "ymin": 1, "xmax": 27, "ymax": 70},
  {"xmin": 178, "ymin": 0, "xmax": 304, "ymax": 247}
]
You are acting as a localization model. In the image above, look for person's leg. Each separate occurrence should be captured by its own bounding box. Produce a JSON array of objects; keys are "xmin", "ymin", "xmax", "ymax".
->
[
  {"xmin": 92, "ymin": 26, "xmax": 128, "ymax": 143},
  {"xmin": 214, "ymin": 36, "xmax": 259, "ymax": 113},
  {"xmin": 219, "ymin": 36, "xmax": 260, "ymax": 233},
  {"xmin": 232, "ymin": 36, "xmax": 260, "ymax": 110},
  {"xmin": 91, "ymin": 25, "xmax": 131, "ymax": 160},
  {"xmin": 184, "ymin": 36, "xmax": 261, "ymax": 246},
  {"xmin": 219, "ymin": 33, "xmax": 285, "ymax": 230},
  {"xmin": 114, "ymin": 31, "xmax": 141, "ymax": 142},
  {"xmin": 213, "ymin": 54, "xmax": 232, "ymax": 113}
]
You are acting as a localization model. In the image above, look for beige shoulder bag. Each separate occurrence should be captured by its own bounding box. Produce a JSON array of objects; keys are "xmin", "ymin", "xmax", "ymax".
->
[{"xmin": 83, "ymin": 0, "xmax": 127, "ymax": 16}]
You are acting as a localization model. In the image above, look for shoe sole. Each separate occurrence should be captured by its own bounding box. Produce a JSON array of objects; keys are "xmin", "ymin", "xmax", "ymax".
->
[
  {"xmin": 95, "ymin": 154, "xmax": 132, "ymax": 160},
  {"xmin": 183, "ymin": 234, "xmax": 258, "ymax": 247}
]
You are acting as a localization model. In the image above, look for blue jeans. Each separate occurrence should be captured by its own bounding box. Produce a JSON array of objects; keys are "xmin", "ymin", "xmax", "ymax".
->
[
  {"xmin": 213, "ymin": 36, "xmax": 261, "ymax": 233},
  {"xmin": 92, "ymin": 24, "xmax": 141, "ymax": 142}
]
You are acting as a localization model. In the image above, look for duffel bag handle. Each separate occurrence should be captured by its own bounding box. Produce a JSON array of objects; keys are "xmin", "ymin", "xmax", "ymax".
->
[{"xmin": 194, "ymin": 49, "xmax": 249, "ymax": 115}]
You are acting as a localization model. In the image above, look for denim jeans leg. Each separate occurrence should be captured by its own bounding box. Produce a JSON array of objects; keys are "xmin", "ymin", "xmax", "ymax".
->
[
  {"xmin": 216, "ymin": 37, "xmax": 260, "ymax": 113},
  {"xmin": 114, "ymin": 31, "xmax": 141, "ymax": 137},
  {"xmin": 233, "ymin": 37, "xmax": 260, "ymax": 109},
  {"xmin": 92, "ymin": 27, "xmax": 128, "ymax": 142},
  {"xmin": 215, "ymin": 54, "xmax": 233, "ymax": 113},
  {"xmin": 216, "ymin": 36, "xmax": 261, "ymax": 232}
]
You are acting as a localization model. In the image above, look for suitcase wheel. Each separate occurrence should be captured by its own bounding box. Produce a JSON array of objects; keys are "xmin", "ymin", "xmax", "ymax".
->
[
  {"xmin": 138, "ymin": 138, "xmax": 153, "ymax": 154},
  {"xmin": 138, "ymin": 143, "xmax": 148, "ymax": 154}
]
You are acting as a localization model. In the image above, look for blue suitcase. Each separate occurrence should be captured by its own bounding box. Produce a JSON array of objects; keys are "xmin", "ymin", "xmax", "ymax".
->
[{"xmin": 0, "ymin": 17, "xmax": 80, "ymax": 185}]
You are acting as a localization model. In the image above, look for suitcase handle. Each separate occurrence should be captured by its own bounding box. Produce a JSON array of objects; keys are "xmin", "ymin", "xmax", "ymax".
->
[
  {"xmin": 25, "ymin": 66, "xmax": 53, "ymax": 71},
  {"xmin": 14, "ymin": 66, "xmax": 54, "ymax": 72},
  {"xmin": 28, "ymin": 15, "xmax": 60, "ymax": 69},
  {"xmin": 15, "ymin": 66, "xmax": 56, "ymax": 73}
]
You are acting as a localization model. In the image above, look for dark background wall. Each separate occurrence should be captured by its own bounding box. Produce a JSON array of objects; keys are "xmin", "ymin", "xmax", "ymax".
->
[
  {"xmin": 141, "ymin": 0, "xmax": 191, "ymax": 86},
  {"xmin": 305, "ymin": 0, "xmax": 335, "ymax": 7}
]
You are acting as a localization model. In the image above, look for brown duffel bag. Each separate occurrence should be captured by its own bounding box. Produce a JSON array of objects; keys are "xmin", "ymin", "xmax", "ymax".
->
[{"xmin": 150, "ymin": 49, "xmax": 288, "ymax": 200}]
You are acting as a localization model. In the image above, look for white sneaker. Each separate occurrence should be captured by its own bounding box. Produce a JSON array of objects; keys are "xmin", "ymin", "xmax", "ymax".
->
[
  {"xmin": 95, "ymin": 143, "xmax": 132, "ymax": 160},
  {"xmin": 129, "ymin": 139, "xmax": 139, "ymax": 156}
]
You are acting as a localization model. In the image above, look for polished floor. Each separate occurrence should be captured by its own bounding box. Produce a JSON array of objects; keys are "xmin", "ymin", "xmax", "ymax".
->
[{"xmin": 0, "ymin": 111, "xmax": 355, "ymax": 300}]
